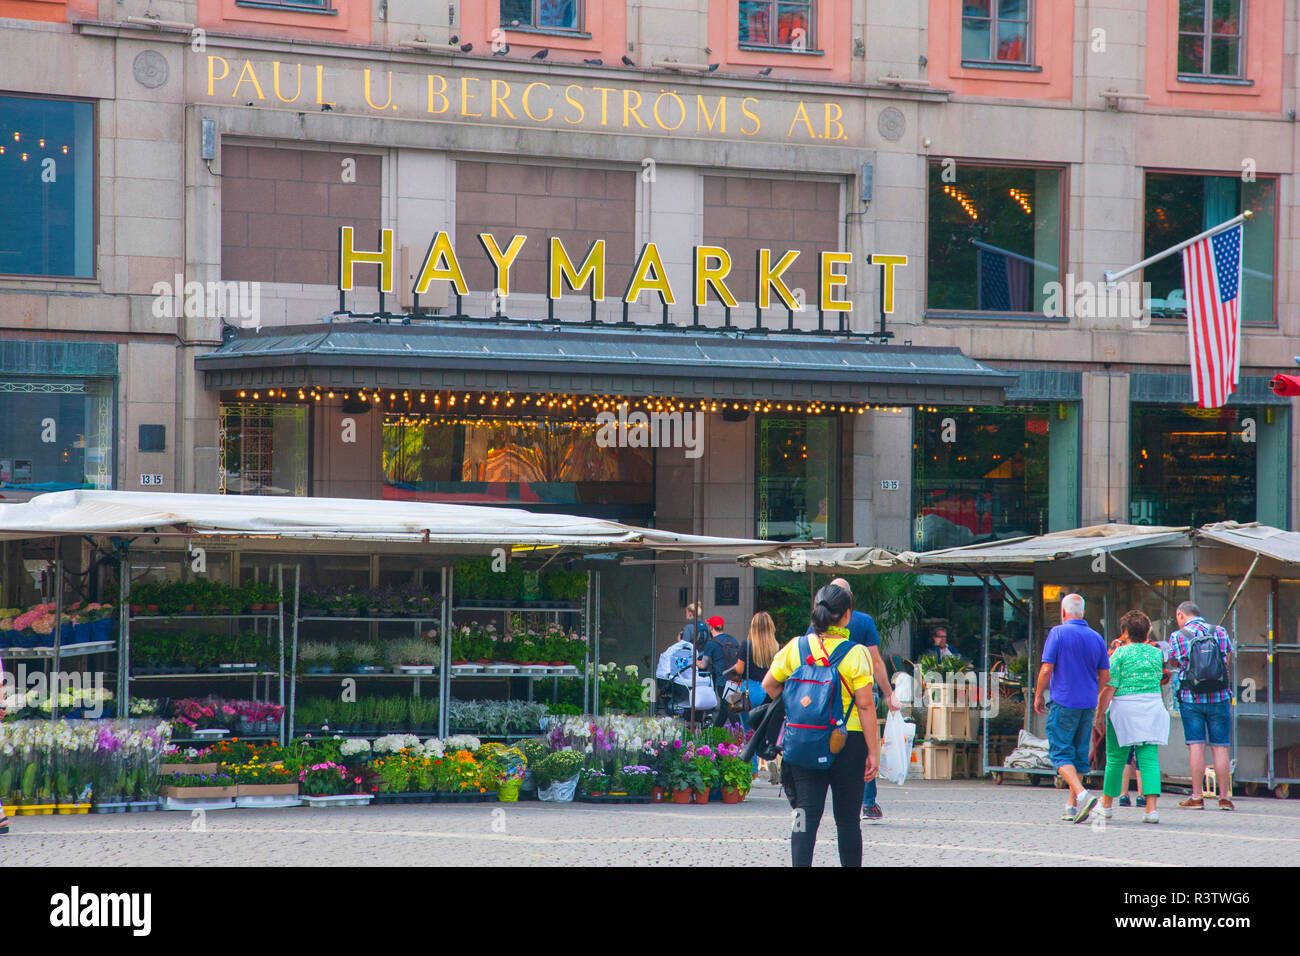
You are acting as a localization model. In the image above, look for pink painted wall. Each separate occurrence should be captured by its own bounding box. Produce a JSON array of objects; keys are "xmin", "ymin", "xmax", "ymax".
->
[
  {"xmin": 927, "ymin": 0, "xmax": 1073, "ymax": 100},
  {"xmin": 1144, "ymin": 0, "xmax": 1283, "ymax": 112},
  {"xmin": 462, "ymin": 0, "xmax": 628, "ymax": 65},
  {"xmin": 707, "ymin": 0, "xmax": 850, "ymax": 80},
  {"xmin": 0, "ymin": 0, "xmax": 72, "ymax": 23},
  {"xmin": 196, "ymin": 0, "xmax": 372, "ymax": 46}
]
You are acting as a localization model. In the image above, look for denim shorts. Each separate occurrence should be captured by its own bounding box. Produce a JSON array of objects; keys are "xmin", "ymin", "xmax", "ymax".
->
[
  {"xmin": 1180, "ymin": 698, "xmax": 1231, "ymax": 747},
  {"xmin": 1046, "ymin": 702, "xmax": 1095, "ymax": 772}
]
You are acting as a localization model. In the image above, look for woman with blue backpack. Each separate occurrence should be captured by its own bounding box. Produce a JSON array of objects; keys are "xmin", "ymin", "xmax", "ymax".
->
[{"xmin": 762, "ymin": 583, "xmax": 879, "ymax": 867}]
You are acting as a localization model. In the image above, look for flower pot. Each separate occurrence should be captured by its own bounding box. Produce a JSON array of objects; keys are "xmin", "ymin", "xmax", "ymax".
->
[
  {"xmin": 672, "ymin": 788, "xmax": 692, "ymax": 804},
  {"xmin": 651, "ymin": 786, "xmax": 666, "ymax": 803},
  {"xmin": 498, "ymin": 780, "xmax": 522, "ymax": 802},
  {"xmin": 301, "ymin": 793, "xmax": 373, "ymax": 808},
  {"xmin": 721, "ymin": 786, "xmax": 742, "ymax": 804},
  {"xmin": 161, "ymin": 785, "xmax": 238, "ymax": 800},
  {"xmin": 538, "ymin": 775, "xmax": 579, "ymax": 803},
  {"xmin": 693, "ymin": 787, "xmax": 710, "ymax": 804},
  {"xmin": 56, "ymin": 803, "xmax": 92, "ymax": 814}
]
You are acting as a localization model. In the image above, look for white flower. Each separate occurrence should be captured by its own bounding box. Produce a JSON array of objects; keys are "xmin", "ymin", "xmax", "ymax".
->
[
  {"xmin": 424, "ymin": 738, "xmax": 446, "ymax": 758},
  {"xmin": 340, "ymin": 738, "xmax": 371, "ymax": 756},
  {"xmin": 445, "ymin": 734, "xmax": 480, "ymax": 752}
]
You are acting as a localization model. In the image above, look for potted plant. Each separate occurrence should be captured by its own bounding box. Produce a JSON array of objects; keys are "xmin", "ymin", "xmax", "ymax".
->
[
  {"xmin": 717, "ymin": 747, "xmax": 753, "ymax": 804},
  {"xmin": 535, "ymin": 750, "xmax": 584, "ymax": 802},
  {"xmin": 689, "ymin": 746, "xmax": 718, "ymax": 804}
]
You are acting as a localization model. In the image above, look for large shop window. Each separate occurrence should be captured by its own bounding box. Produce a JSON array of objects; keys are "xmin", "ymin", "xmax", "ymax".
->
[
  {"xmin": 912, "ymin": 405, "xmax": 1054, "ymax": 551},
  {"xmin": 739, "ymin": 0, "xmax": 815, "ymax": 50},
  {"xmin": 219, "ymin": 404, "xmax": 309, "ymax": 496},
  {"xmin": 961, "ymin": 0, "xmax": 1032, "ymax": 65},
  {"xmin": 0, "ymin": 380, "xmax": 114, "ymax": 491},
  {"xmin": 0, "ymin": 95, "xmax": 94, "ymax": 279},
  {"xmin": 1178, "ymin": 0, "xmax": 1245, "ymax": 79},
  {"xmin": 1144, "ymin": 172, "xmax": 1275, "ymax": 324},
  {"xmin": 500, "ymin": 0, "xmax": 581, "ymax": 31},
  {"xmin": 926, "ymin": 163, "xmax": 1062, "ymax": 315},
  {"xmin": 1130, "ymin": 404, "xmax": 1266, "ymax": 527},
  {"xmin": 755, "ymin": 416, "xmax": 838, "ymax": 542},
  {"xmin": 382, "ymin": 416, "xmax": 653, "ymax": 522}
]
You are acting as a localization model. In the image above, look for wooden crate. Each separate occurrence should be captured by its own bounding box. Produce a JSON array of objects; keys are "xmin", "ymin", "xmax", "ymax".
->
[
  {"xmin": 926, "ymin": 704, "xmax": 974, "ymax": 741},
  {"xmin": 921, "ymin": 741, "xmax": 973, "ymax": 780}
]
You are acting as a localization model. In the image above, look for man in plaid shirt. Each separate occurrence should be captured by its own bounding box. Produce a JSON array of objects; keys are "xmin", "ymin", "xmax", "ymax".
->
[{"xmin": 1167, "ymin": 601, "xmax": 1235, "ymax": 811}]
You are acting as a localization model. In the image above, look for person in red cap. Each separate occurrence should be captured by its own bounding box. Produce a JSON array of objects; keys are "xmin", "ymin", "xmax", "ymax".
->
[{"xmin": 699, "ymin": 615, "xmax": 741, "ymax": 715}]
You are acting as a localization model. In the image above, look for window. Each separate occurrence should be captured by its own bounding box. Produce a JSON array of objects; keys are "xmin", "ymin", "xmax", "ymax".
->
[
  {"xmin": 755, "ymin": 416, "xmax": 837, "ymax": 541},
  {"xmin": 382, "ymin": 415, "xmax": 653, "ymax": 522},
  {"xmin": 1130, "ymin": 405, "xmax": 1257, "ymax": 527},
  {"xmin": 962, "ymin": 0, "xmax": 1031, "ymax": 64},
  {"xmin": 500, "ymin": 0, "xmax": 581, "ymax": 31},
  {"xmin": 0, "ymin": 95, "xmax": 94, "ymax": 279},
  {"xmin": 739, "ymin": 0, "xmax": 814, "ymax": 50},
  {"xmin": 237, "ymin": 0, "xmax": 330, "ymax": 9},
  {"xmin": 1143, "ymin": 172, "xmax": 1275, "ymax": 324},
  {"xmin": 927, "ymin": 163, "xmax": 1062, "ymax": 314},
  {"xmin": 0, "ymin": 379, "xmax": 114, "ymax": 491},
  {"xmin": 219, "ymin": 404, "xmax": 308, "ymax": 496},
  {"xmin": 1178, "ymin": 0, "xmax": 1245, "ymax": 78},
  {"xmin": 912, "ymin": 406, "xmax": 1051, "ymax": 551}
]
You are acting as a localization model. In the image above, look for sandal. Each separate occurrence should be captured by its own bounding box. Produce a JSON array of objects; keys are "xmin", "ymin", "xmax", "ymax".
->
[{"xmin": 0, "ymin": 816, "xmax": 10, "ymax": 834}]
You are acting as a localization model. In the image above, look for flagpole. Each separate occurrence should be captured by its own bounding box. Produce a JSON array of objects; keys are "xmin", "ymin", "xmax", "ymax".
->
[{"xmin": 1103, "ymin": 210, "xmax": 1252, "ymax": 286}]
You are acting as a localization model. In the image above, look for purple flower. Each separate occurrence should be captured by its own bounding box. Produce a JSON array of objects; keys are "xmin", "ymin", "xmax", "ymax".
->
[{"xmin": 672, "ymin": 740, "xmax": 682, "ymax": 750}]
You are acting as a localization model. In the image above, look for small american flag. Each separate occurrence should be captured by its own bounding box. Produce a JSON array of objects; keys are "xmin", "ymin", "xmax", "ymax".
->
[
  {"xmin": 978, "ymin": 247, "xmax": 1032, "ymax": 312},
  {"xmin": 1181, "ymin": 225, "xmax": 1243, "ymax": 409}
]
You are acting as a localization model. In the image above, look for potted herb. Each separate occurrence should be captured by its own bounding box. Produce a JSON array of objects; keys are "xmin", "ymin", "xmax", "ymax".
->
[
  {"xmin": 299, "ymin": 641, "xmax": 338, "ymax": 675},
  {"xmin": 716, "ymin": 746, "xmax": 753, "ymax": 803}
]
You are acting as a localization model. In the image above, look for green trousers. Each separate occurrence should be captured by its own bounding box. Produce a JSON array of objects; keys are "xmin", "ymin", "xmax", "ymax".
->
[{"xmin": 1102, "ymin": 714, "xmax": 1161, "ymax": 798}]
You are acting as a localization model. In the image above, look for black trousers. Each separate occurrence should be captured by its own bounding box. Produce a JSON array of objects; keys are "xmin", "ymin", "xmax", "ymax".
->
[{"xmin": 788, "ymin": 730, "xmax": 867, "ymax": 867}]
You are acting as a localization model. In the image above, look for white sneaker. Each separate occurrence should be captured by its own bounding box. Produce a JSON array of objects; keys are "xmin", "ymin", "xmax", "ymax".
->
[
  {"xmin": 1144, "ymin": 810, "xmax": 1160, "ymax": 824},
  {"xmin": 1097, "ymin": 805, "xmax": 1113, "ymax": 819},
  {"xmin": 1060, "ymin": 805, "xmax": 1078, "ymax": 821}
]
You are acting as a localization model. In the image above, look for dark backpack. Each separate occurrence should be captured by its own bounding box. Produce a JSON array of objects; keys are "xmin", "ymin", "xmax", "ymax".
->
[
  {"xmin": 713, "ymin": 633, "xmax": 741, "ymax": 678},
  {"xmin": 781, "ymin": 635, "xmax": 854, "ymax": 770},
  {"xmin": 1181, "ymin": 625, "xmax": 1230, "ymax": 695}
]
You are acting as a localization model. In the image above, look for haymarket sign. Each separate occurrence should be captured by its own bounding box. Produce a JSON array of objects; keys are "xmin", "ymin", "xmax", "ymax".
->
[
  {"xmin": 336, "ymin": 226, "xmax": 907, "ymax": 330},
  {"xmin": 203, "ymin": 56, "xmax": 855, "ymax": 145}
]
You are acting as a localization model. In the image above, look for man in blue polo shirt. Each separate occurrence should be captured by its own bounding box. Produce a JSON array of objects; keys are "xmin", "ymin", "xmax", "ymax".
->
[
  {"xmin": 805, "ymin": 577, "xmax": 899, "ymax": 824},
  {"xmin": 1034, "ymin": 592, "xmax": 1109, "ymax": 824}
]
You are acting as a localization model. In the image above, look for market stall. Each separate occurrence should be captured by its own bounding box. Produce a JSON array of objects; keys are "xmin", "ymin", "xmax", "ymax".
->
[
  {"xmin": 747, "ymin": 524, "xmax": 1196, "ymax": 785},
  {"xmin": 0, "ymin": 490, "xmax": 786, "ymax": 748}
]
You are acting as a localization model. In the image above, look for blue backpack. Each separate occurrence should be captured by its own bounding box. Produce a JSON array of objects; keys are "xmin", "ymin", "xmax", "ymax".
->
[{"xmin": 781, "ymin": 634, "xmax": 855, "ymax": 770}]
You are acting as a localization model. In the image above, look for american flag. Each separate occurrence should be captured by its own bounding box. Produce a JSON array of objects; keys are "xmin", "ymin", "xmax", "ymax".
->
[
  {"xmin": 1181, "ymin": 224, "xmax": 1243, "ymax": 409},
  {"xmin": 977, "ymin": 247, "xmax": 1032, "ymax": 312}
]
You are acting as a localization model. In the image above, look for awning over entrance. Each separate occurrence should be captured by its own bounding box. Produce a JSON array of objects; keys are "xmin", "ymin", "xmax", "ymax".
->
[{"xmin": 197, "ymin": 321, "xmax": 1018, "ymax": 406}]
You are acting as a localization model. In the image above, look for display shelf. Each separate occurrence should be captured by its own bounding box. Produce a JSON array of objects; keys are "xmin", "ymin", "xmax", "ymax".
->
[
  {"xmin": 1, "ymin": 641, "xmax": 117, "ymax": 658},
  {"xmin": 130, "ymin": 671, "xmax": 282, "ymax": 680},
  {"xmin": 452, "ymin": 601, "xmax": 582, "ymax": 612},
  {"xmin": 296, "ymin": 615, "xmax": 439, "ymax": 623},
  {"xmin": 128, "ymin": 613, "xmax": 280, "ymax": 622},
  {"xmin": 297, "ymin": 671, "xmax": 441, "ymax": 680}
]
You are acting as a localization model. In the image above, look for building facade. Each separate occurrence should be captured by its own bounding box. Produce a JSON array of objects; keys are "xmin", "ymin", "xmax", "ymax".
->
[{"xmin": 1, "ymin": 0, "xmax": 1297, "ymax": 659}]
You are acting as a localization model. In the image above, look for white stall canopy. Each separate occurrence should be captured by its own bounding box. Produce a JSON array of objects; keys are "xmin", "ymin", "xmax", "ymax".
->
[
  {"xmin": 0, "ymin": 489, "xmax": 786, "ymax": 557},
  {"xmin": 746, "ymin": 524, "xmax": 1189, "ymax": 575}
]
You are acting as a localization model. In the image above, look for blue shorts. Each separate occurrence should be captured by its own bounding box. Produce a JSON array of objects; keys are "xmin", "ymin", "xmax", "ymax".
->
[
  {"xmin": 1180, "ymin": 698, "xmax": 1231, "ymax": 747},
  {"xmin": 1046, "ymin": 702, "xmax": 1095, "ymax": 772}
]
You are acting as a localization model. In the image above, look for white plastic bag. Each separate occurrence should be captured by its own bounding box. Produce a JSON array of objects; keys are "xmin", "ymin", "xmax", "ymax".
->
[{"xmin": 878, "ymin": 711, "xmax": 916, "ymax": 786}]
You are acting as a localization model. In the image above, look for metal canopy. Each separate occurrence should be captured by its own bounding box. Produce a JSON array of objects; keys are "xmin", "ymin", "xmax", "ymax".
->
[
  {"xmin": 1195, "ymin": 521, "xmax": 1300, "ymax": 568},
  {"xmin": 196, "ymin": 321, "xmax": 1018, "ymax": 405},
  {"xmin": 745, "ymin": 524, "xmax": 1191, "ymax": 576}
]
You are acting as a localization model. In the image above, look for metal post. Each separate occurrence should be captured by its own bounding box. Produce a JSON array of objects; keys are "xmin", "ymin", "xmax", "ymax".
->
[
  {"xmin": 585, "ymin": 567, "xmax": 595, "ymax": 717},
  {"xmin": 981, "ymin": 576, "xmax": 989, "ymax": 776},
  {"xmin": 288, "ymin": 565, "xmax": 299, "ymax": 745},
  {"xmin": 977, "ymin": 574, "xmax": 987, "ymax": 780},
  {"xmin": 118, "ymin": 552, "xmax": 129, "ymax": 718},
  {"xmin": 1231, "ymin": 598, "xmax": 1238, "ymax": 778},
  {"xmin": 438, "ymin": 565, "xmax": 451, "ymax": 739},
  {"xmin": 593, "ymin": 569, "xmax": 601, "ymax": 716},
  {"xmin": 277, "ymin": 565, "xmax": 286, "ymax": 744},
  {"xmin": 1267, "ymin": 581, "xmax": 1275, "ymax": 786},
  {"xmin": 1026, "ymin": 580, "xmax": 1035, "ymax": 735},
  {"xmin": 52, "ymin": 555, "xmax": 63, "ymax": 721}
]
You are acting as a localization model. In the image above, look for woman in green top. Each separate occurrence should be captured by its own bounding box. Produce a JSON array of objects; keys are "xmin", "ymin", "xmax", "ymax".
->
[{"xmin": 1094, "ymin": 609, "xmax": 1171, "ymax": 823}]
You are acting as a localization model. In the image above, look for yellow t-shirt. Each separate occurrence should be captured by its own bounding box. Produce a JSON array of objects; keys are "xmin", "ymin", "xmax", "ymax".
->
[{"xmin": 769, "ymin": 633, "xmax": 873, "ymax": 732}]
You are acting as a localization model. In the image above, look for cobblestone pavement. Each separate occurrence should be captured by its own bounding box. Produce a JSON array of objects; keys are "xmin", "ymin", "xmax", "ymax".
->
[{"xmin": 8, "ymin": 780, "xmax": 1300, "ymax": 866}]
